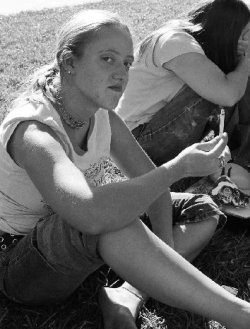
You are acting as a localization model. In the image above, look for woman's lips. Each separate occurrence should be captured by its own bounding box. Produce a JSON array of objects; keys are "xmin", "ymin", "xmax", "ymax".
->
[{"xmin": 109, "ymin": 85, "xmax": 123, "ymax": 92}]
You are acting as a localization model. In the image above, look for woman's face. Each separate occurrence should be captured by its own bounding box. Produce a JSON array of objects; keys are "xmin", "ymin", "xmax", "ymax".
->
[{"xmin": 71, "ymin": 25, "xmax": 134, "ymax": 111}]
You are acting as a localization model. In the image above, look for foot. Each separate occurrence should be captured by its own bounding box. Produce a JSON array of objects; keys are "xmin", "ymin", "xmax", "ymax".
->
[{"xmin": 98, "ymin": 286, "xmax": 144, "ymax": 329}]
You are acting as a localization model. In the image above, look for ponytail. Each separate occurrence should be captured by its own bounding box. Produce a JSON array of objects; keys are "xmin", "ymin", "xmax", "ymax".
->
[
  {"xmin": 11, "ymin": 60, "xmax": 60, "ymax": 110},
  {"xmin": 31, "ymin": 61, "xmax": 60, "ymax": 102}
]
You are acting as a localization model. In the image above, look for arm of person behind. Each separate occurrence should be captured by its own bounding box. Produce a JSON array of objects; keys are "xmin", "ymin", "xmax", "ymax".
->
[
  {"xmin": 164, "ymin": 50, "xmax": 249, "ymax": 107},
  {"xmin": 109, "ymin": 110, "xmax": 174, "ymax": 246},
  {"xmin": 9, "ymin": 120, "xmax": 228, "ymax": 236}
]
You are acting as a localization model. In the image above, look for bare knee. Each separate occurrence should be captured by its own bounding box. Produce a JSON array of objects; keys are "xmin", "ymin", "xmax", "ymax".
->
[
  {"xmin": 97, "ymin": 219, "xmax": 147, "ymax": 260},
  {"xmin": 192, "ymin": 215, "xmax": 219, "ymax": 255},
  {"xmin": 205, "ymin": 214, "xmax": 219, "ymax": 235},
  {"xmin": 173, "ymin": 215, "xmax": 219, "ymax": 261}
]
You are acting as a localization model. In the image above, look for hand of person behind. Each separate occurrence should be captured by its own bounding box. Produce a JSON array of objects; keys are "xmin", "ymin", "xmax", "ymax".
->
[
  {"xmin": 175, "ymin": 133, "xmax": 230, "ymax": 178},
  {"xmin": 237, "ymin": 38, "xmax": 249, "ymax": 59},
  {"xmin": 237, "ymin": 34, "xmax": 250, "ymax": 75}
]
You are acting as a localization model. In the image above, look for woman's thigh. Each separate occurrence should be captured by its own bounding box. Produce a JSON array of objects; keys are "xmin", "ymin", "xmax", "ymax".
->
[
  {"xmin": 0, "ymin": 214, "xmax": 104, "ymax": 305},
  {"xmin": 132, "ymin": 86, "xmax": 219, "ymax": 166}
]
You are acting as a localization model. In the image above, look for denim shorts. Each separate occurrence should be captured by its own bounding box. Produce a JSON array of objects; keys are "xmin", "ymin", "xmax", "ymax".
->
[
  {"xmin": 0, "ymin": 192, "xmax": 225, "ymax": 305},
  {"xmin": 132, "ymin": 85, "xmax": 220, "ymax": 166}
]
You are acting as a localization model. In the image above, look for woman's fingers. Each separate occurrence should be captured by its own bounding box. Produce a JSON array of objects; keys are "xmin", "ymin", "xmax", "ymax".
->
[
  {"xmin": 219, "ymin": 145, "xmax": 231, "ymax": 162},
  {"xmin": 237, "ymin": 39, "xmax": 248, "ymax": 57},
  {"xmin": 196, "ymin": 133, "xmax": 228, "ymax": 153}
]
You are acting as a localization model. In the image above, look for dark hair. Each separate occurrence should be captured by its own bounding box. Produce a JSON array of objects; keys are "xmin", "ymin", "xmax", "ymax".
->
[
  {"xmin": 189, "ymin": 0, "xmax": 250, "ymax": 73},
  {"xmin": 138, "ymin": 0, "xmax": 250, "ymax": 73}
]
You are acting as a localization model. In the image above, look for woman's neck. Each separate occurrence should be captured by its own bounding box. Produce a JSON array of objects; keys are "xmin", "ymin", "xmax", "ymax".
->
[
  {"xmin": 60, "ymin": 82, "xmax": 98, "ymax": 123},
  {"xmin": 65, "ymin": 115, "xmax": 94, "ymax": 152}
]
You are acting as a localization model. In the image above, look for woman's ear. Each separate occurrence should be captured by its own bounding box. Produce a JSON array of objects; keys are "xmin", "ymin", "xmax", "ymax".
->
[{"xmin": 61, "ymin": 53, "xmax": 76, "ymax": 75}]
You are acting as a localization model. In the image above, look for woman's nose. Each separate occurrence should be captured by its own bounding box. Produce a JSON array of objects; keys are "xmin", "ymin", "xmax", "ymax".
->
[{"xmin": 112, "ymin": 65, "xmax": 127, "ymax": 81}]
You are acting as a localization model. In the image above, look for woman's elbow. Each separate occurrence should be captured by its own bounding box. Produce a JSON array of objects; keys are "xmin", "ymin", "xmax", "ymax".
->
[
  {"xmin": 68, "ymin": 216, "xmax": 103, "ymax": 235},
  {"xmin": 218, "ymin": 92, "xmax": 241, "ymax": 107},
  {"xmin": 59, "ymin": 206, "xmax": 104, "ymax": 235},
  {"xmin": 78, "ymin": 208, "xmax": 105, "ymax": 235},
  {"xmin": 83, "ymin": 223, "xmax": 102, "ymax": 235},
  {"xmin": 222, "ymin": 98, "xmax": 238, "ymax": 107}
]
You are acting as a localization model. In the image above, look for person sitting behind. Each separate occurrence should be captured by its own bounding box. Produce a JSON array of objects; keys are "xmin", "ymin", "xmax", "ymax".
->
[{"xmin": 116, "ymin": 0, "xmax": 250, "ymax": 167}]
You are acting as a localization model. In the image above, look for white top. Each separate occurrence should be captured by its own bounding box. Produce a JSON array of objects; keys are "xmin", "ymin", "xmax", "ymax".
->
[
  {"xmin": 0, "ymin": 96, "xmax": 111, "ymax": 234},
  {"xmin": 116, "ymin": 30, "xmax": 204, "ymax": 130}
]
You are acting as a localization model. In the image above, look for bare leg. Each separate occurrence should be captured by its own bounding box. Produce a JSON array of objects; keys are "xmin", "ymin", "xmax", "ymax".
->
[
  {"xmin": 98, "ymin": 219, "xmax": 250, "ymax": 329},
  {"xmin": 99, "ymin": 216, "xmax": 218, "ymax": 329},
  {"xmin": 173, "ymin": 216, "xmax": 218, "ymax": 261}
]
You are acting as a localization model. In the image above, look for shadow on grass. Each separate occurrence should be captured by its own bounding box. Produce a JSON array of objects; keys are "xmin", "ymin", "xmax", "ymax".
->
[{"xmin": 0, "ymin": 265, "xmax": 107, "ymax": 329}]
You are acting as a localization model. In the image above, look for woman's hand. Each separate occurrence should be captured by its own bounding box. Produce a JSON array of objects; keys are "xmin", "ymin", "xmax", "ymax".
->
[
  {"xmin": 237, "ymin": 38, "xmax": 249, "ymax": 59},
  {"xmin": 238, "ymin": 24, "xmax": 250, "ymax": 59},
  {"xmin": 237, "ymin": 37, "xmax": 250, "ymax": 77},
  {"xmin": 174, "ymin": 133, "xmax": 230, "ymax": 178}
]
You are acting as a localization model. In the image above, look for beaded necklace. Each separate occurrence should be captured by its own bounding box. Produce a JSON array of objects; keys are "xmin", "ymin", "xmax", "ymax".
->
[
  {"xmin": 45, "ymin": 73, "xmax": 86, "ymax": 129},
  {"xmin": 56, "ymin": 101, "xmax": 86, "ymax": 129}
]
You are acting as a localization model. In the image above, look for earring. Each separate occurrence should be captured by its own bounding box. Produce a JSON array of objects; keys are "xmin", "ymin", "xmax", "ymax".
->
[{"xmin": 68, "ymin": 70, "xmax": 71, "ymax": 75}]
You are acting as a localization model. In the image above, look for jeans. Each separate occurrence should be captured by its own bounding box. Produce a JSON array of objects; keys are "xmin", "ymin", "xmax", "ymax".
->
[
  {"xmin": 0, "ymin": 193, "xmax": 225, "ymax": 305},
  {"xmin": 229, "ymin": 79, "xmax": 250, "ymax": 168},
  {"xmin": 0, "ymin": 215, "xmax": 103, "ymax": 305},
  {"xmin": 132, "ymin": 85, "xmax": 219, "ymax": 166},
  {"xmin": 132, "ymin": 83, "xmax": 250, "ymax": 166},
  {"xmin": 132, "ymin": 82, "xmax": 250, "ymax": 168}
]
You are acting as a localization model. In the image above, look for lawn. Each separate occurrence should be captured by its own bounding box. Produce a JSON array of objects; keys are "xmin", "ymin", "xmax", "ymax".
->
[{"xmin": 1, "ymin": 0, "xmax": 250, "ymax": 328}]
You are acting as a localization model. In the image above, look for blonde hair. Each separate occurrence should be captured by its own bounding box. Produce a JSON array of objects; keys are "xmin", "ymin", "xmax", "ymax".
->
[{"xmin": 13, "ymin": 10, "xmax": 130, "ymax": 107}]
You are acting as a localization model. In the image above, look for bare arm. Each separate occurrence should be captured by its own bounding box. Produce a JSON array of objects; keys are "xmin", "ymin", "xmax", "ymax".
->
[
  {"xmin": 9, "ymin": 120, "xmax": 228, "ymax": 236},
  {"xmin": 164, "ymin": 51, "xmax": 249, "ymax": 107},
  {"xmin": 109, "ymin": 111, "xmax": 174, "ymax": 245}
]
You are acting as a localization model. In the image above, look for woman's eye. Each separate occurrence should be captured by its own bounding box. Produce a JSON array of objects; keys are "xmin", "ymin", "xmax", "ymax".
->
[
  {"xmin": 103, "ymin": 57, "xmax": 114, "ymax": 63},
  {"xmin": 124, "ymin": 61, "xmax": 132, "ymax": 71}
]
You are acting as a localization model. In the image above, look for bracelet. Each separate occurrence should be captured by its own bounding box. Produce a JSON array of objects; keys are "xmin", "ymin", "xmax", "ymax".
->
[{"xmin": 121, "ymin": 286, "xmax": 145, "ymax": 303}]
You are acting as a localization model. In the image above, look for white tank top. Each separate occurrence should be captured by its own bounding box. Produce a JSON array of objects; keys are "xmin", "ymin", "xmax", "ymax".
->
[{"xmin": 0, "ymin": 97, "xmax": 111, "ymax": 234}]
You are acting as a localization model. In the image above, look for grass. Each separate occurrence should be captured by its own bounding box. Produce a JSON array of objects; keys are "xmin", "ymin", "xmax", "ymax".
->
[{"xmin": 1, "ymin": 0, "xmax": 250, "ymax": 328}]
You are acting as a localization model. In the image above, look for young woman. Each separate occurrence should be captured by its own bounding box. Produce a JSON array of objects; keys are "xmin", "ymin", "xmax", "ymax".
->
[
  {"xmin": 0, "ymin": 9, "xmax": 249, "ymax": 329},
  {"xmin": 116, "ymin": 0, "xmax": 250, "ymax": 167}
]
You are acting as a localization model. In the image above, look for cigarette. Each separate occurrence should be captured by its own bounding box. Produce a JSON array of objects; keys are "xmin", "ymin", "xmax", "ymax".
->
[{"xmin": 219, "ymin": 108, "xmax": 225, "ymax": 136}]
